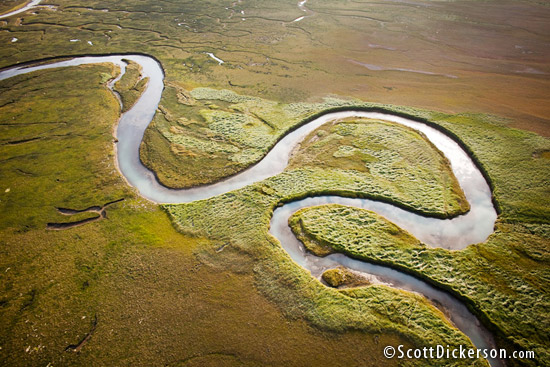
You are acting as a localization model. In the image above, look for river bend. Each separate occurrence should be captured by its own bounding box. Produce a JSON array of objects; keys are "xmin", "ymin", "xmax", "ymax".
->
[{"xmin": 0, "ymin": 55, "xmax": 501, "ymax": 366}]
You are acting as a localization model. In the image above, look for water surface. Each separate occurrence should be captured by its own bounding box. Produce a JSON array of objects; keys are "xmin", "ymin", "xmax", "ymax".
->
[{"xmin": 0, "ymin": 55, "xmax": 501, "ymax": 366}]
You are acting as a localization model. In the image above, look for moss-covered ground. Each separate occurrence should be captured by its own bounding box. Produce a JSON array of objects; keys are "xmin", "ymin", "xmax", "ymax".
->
[
  {"xmin": 163, "ymin": 105, "xmax": 549, "ymax": 367},
  {"xmin": 0, "ymin": 0, "xmax": 30, "ymax": 15},
  {"xmin": 0, "ymin": 0, "xmax": 548, "ymax": 366},
  {"xmin": 1, "ymin": 61, "xmax": 548, "ymax": 367},
  {"xmin": 0, "ymin": 57, "xmax": 434, "ymax": 367},
  {"xmin": 164, "ymin": 181, "xmax": 487, "ymax": 366},
  {"xmin": 285, "ymin": 118, "xmax": 550, "ymax": 366},
  {"xmin": 112, "ymin": 60, "xmax": 148, "ymax": 113},
  {"xmin": 0, "ymin": 0, "xmax": 548, "ymax": 135},
  {"xmin": 288, "ymin": 117, "xmax": 469, "ymax": 215},
  {"xmin": 138, "ymin": 80, "xmax": 484, "ymax": 208},
  {"xmin": 321, "ymin": 266, "xmax": 371, "ymax": 288},
  {"xmin": 290, "ymin": 204, "xmax": 420, "ymax": 258}
]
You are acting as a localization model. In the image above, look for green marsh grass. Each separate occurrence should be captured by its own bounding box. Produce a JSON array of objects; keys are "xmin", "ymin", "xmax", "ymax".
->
[
  {"xmin": 1, "ymin": 1, "xmax": 548, "ymax": 365},
  {"xmin": 113, "ymin": 60, "xmax": 149, "ymax": 113},
  {"xmin": 0, "ymin": 62, "xmax": 423, "ymax": 367},
  {"xmin": 321, "ymin": 266, "xmax": 371, "ymax": 288},
  {"xmin": 165, "ymin": 107, "xmax": 549, "ymax": 367}
]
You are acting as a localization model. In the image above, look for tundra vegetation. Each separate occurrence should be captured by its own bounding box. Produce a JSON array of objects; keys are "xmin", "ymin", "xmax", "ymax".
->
[
  {"xmin": 112, "ymin": 60, "xmax": 149, "ymax": 113},
  {"xmin": 287, "ymin": 117, "xmax": 550, "ymax": 365},
  {"xmin": 0, "ymin": 0, "xmax": 549, "ymax": 366},
  {"xmin": 290, "ymin": 205, "xmax": 420, "ymax": 258},
  {"xmin": 0, "ymin": 0, "xmax": 548, "ymax": 135},
  {"xmin": 0, "ymin": 0, "xmax": 30, "ymax": 15},
  {"xmin": 140, "ymin": 83, "xmax": 474, "ymax": 218},
  {"xmin": 1, "ymin": 64, "xmax": 423, "ymax": 367},
  {"xmin": 0, "ymin": 63, "xmax": 496, "ymax": 367},
  {"xmin": 321, "ymin": 266, "xmax": 371, "ymax": 288},
  {"xmin": 165, "ymin": 107, "xmax": 549, "ymax": 367}
]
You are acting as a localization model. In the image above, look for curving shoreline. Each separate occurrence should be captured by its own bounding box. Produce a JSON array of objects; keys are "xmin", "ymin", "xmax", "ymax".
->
[
  {"xmin": 0, "ymin": 0, "xmax": 42, "ymax": 19},
  {"xmin": 0, "ymin": 54, "xmax": 501, "ymax": 366}
]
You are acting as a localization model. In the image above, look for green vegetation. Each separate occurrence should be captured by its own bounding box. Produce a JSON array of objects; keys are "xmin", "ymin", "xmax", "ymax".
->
[
  {"xmin": 0, "ymin": 63, "xmax": 125, "ymax": 229},
  {"xmin": 285, "ymin": 116, "xmax": 550, "ymax": 366},
  {"xmin": 113, "ymin": 60, "xmax": 149, "ymax": 113},
  {"xmin": 0, "ymin": 61, "xmax": 426, "ymax": 367},
  {"xmin": 1, "ymin": 60, "xmax": 547, "ymax": 367},
  {"xmin": 291, "ymin": 204, "xmax": 550, "ymax": 366},
  {"xmin": 432, "ymin": 113, "xmax": 550, "ymax": 223},
  {"xmin": 1, "ymin": 1, "xmax": 549, "ymax": 366},
  {"xmin": 1, "ymin": 0, "xmax": 547, "ymax": 136},
  {"xmin": 160, "ymin": 113, "xmax": 495, "ymax": 366},
  {"xmin": 289, "ymin": 117, "xmax": 469, "ymax": 215},
  {"xmin": 0, "ymin": 0, "xmax": 28, "ymax": 15},
  {"xmin": 290, "ymin": 204, "xmax": 420, "ymax": 257},
  {"xmin": 164, "ymin": 183, "xmax": 486, "ymax": 366},
  {"xmin": 139, "ymin": 82, "xmax": 473, "ymax": 220},
  {"xmin": 164, "ymin": 107, "xmax": 549, "ymax": 367},
  {"xmin": 140, "ymin": 88, "xmax": 369, "ymax": 188},
  {"xmin": 321, "ymin": 267, "xmax": 371, "ymax": 288}
]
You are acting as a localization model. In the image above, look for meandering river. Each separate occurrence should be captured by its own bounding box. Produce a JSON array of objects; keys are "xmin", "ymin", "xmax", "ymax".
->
[{"xmin": 0, "ymin": 54, "xmax": 501, "ymax": 366}]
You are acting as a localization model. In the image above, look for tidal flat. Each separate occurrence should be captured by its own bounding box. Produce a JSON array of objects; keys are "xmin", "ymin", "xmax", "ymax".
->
[
  {"xmin": 1, "ymin": 0, "xmax": 548, "ymax": 135},
  {"xmin": 0, "ymin": 0, "xmax": 549, "ymax": 366}
]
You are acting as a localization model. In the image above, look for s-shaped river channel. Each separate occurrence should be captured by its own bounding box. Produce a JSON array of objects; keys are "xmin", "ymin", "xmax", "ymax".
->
[{"xmin": 0, "ymin": 55, "xmax": 501, "ymax": 366}]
